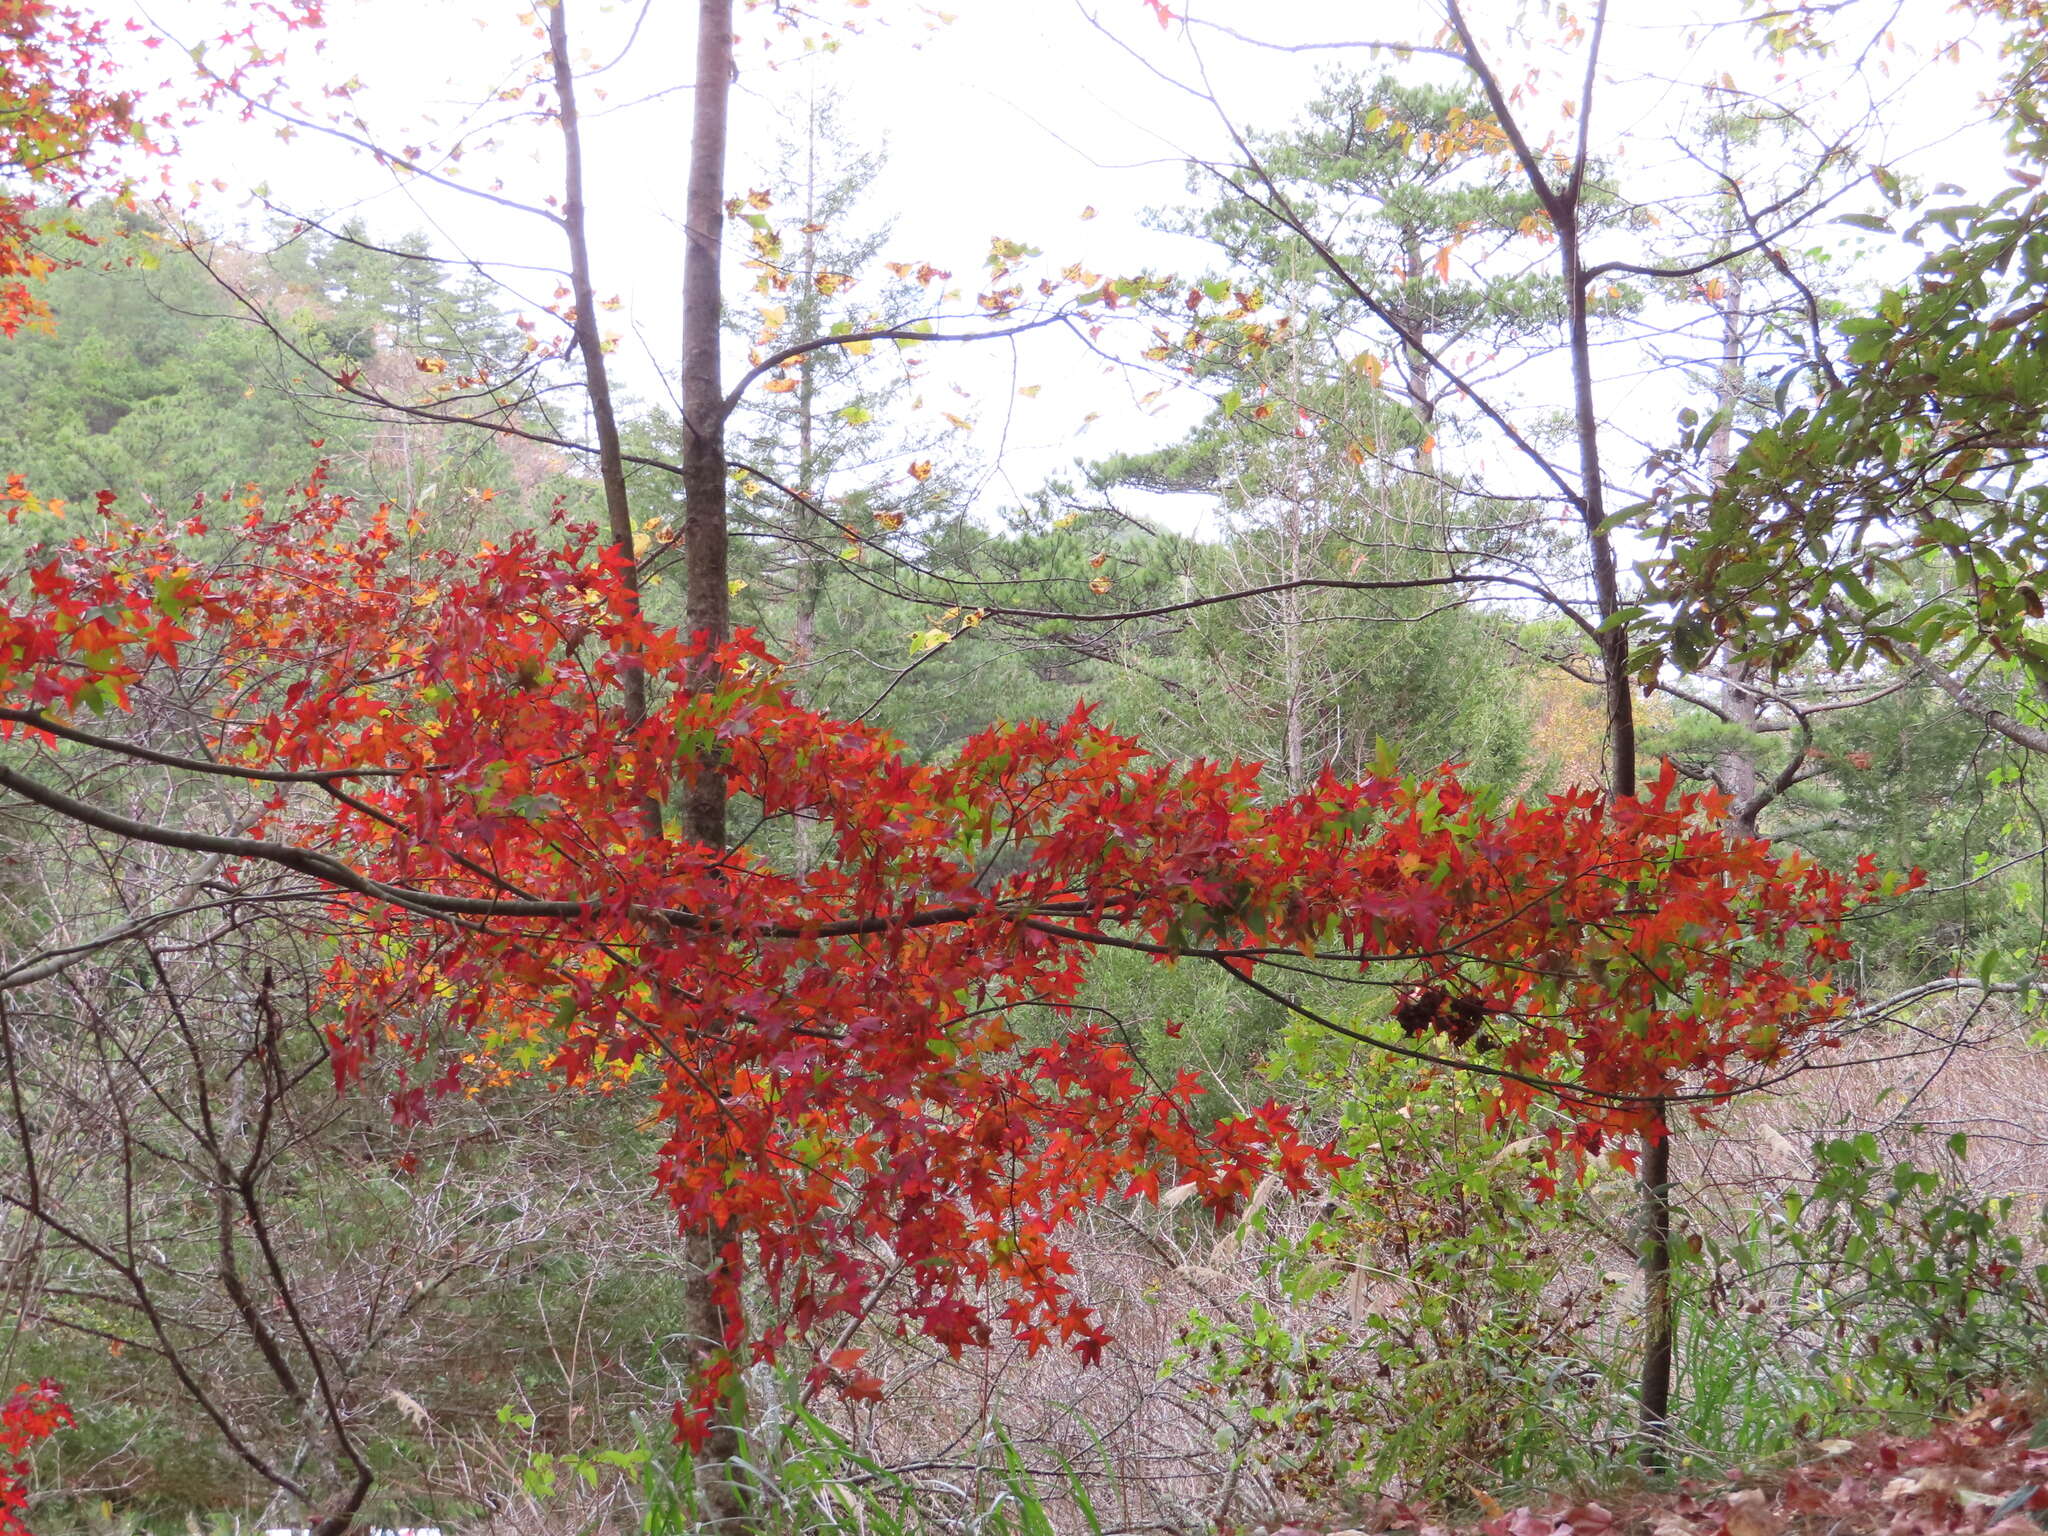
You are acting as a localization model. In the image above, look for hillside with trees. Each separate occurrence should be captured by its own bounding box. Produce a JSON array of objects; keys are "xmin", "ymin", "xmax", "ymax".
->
[{"xmin": 0, "ymin": 2, "xmax": 2046, "ymax": 1534}]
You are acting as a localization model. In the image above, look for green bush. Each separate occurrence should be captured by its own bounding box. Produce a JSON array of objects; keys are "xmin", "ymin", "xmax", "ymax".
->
[
  {"xmin": 1689, "ymin": 1130, "xmax": 2048, "ymax": 1446},
  {"xmin": 1175, "ymin": 1043, "xmax": 1633, "ymax": 1508}
]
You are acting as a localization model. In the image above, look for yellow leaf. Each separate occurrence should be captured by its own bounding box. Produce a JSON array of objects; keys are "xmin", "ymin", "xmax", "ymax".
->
[
  {"xmin": 1089, "ymin": 574, "xmax": 1113, "ymax": 594},
  {"xmin": 728, "ymin": 578, "xmax": 749, "ymax": 595},
  {"xmin": 907, "ymin": 460, "xmax": 934, "ymax": 481},
  {"xmin": 416, "ymin": 356, "xmax": 447, "ymax": 374},
  {"xmin": 1079, "ymin": 205, "xmax": 1098, "ymax": 220},
  {"xmin": 764, "ymin": 377, "xmax": 798, "ymax": 394},
  {"xmin": 1017, "ymin": 384, "xmax": 1041, "ymax": 398},
  {"xmin": 875, "ymin": 510, "xmax": 904, "ymax": 530}
]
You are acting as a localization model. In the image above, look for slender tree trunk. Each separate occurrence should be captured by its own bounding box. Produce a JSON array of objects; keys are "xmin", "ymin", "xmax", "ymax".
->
[
  {"xmin": 1638, "ymin": 1112, "xmax": 1674, "ymax": 1460},
  {"xmin": 1568, "ymin": 226, "xmax": 1675, "ymax": 1463},
  {"xmin": 555, "ymin": 1, "xmax": 749, "ymax": 1520},
  {"xmin": 1398, "ymin": 227, "xmax": 1437, "ymax": 473},
  {"xmin": 551, "ymin": 2, "xmax": 646, "ymax": 726},
  {"xmin": 1281, "ymin": 501, "xmax": 1308, "ymax": 793},
  {"xmin": 1640, "ymin": 258, "xmax": 1758, "ymax": 1470},
  {"xmin": 683, "ymin": 0, "xmax": 735, "ymax": 753},
  {"xmin": 1541, "ymin": 2, "xmax": 1673, "ymax": 1460},
  {"xmin": 789, "ymin": 151, "xmax": 823, "ymax": 878},
  {"xmin": 678, "ymin": 1, "xmax": 751, "ymax": 1524},
  {"xmin": 1559, "ymin": 217, "xmax": 1634, "ymax": 801},
  {"xmin": 1709, "ymin": 272, "xmax": 1765, "ymax": 837}
]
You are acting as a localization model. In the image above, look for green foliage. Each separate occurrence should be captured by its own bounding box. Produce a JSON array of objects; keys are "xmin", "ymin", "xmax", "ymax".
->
[
  {"xmin": 498, "ymin": 1403, "xmax": 652, "ymax": 1503},
  {"xmin": 1645, "ymin": 675, "xmax": 2048, "ymax": 991},
  {"xmin": 1695, "ymin": 1133, "xmax": 2048, "ymax": 1425},
  {"xmin": 268, "ymin": 220, "xmax": 523, "ymax": 380},
  {"xmin": 1176, "ymin": 1044, "xmax": 1629, "ymax": 1509},
  {"xmin": 0, "ymin": 206, "xmax": 533, "ymax": 560},
  {"xmin": 1165, "ymin": 73, "xmax": 1582, "ymax": 420},
  {"xmin": 0, "ymin": 207, "xmax": 332, "ymax": 521},
  {"xmin": 1647, "ymin": 49, "xmax": 2048, "ymax": 686},
  {"xmin": 637, "ymin": 1393, "xmax": 1100, "ymax": 1536}
]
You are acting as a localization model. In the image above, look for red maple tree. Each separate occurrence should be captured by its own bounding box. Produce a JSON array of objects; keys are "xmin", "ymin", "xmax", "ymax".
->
[{"xmin": 0, "ymin": 475, "xmax": 1908, "ymax": 1435}]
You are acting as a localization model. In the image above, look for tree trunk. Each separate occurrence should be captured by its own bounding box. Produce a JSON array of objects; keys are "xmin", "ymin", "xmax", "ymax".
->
[
  {"xmin": 554, "ymin": 0, "xmax": 749, "ymax": 1519},
  {"xmin": 1708, "ymin": 269, "xmax": 1765, "ymax": 837},
  {"xmin": 1541, "ymin": 2, "xmax": 1671, "ymax": 1460},
  {"xmin": 551, "ymin": 1, "xmax": 644, "ymax": 725},
  {"xmin": 1638, "ymin": 1110, "xmax": 1675, "ymax": 1467},
  {"xmin": 683, "ymin": 0, "xmax": 735, "ymax": 771},
  {"xmin": 678, "ymin": 0, "xmax": 751, "ymax": 1524}
]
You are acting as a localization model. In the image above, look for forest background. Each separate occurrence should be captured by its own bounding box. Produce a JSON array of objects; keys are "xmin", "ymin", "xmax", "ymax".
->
[{"xmin": 4, "ymin": 1, "xmax": 2048, "ymax": 1534}]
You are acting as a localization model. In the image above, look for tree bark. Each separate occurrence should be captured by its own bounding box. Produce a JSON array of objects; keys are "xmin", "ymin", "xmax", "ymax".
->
[
  {"xmin": 555, "ymin": 1, "xmax": 748, "ymax": 1520},
  {"xmin": 550, "ymin": 0, "xmax": 647, "ymax": 727},
  {"xmin": 1518, "ymin": 0, "xmax": 1674, "ymax": 1461},
  {"xmin": 1638, "ymin": 1113, "xmax": 1675, "ymax": 1467},
  {"xmin": 683, "ymin": 0, "xmax": 734, "ymax": 850},
  {"xmin": 678, "ymin": 1, "xmax": 750, "ymax": 1525}
]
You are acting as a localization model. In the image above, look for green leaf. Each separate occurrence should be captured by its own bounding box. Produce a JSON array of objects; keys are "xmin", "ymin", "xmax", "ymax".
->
[
  {"xmin": 1833, "ymin": 569, "xmax": 1878, "ymax": 609},
  {"xmin": 152, "ymin": 573, "xmax": 195, "ymax": 620}
]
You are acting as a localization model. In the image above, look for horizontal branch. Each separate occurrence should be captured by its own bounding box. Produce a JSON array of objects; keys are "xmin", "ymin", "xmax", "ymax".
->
[
  {"xmin": 0, "ymin": 708, "xmax": 405, "ymax": 783},
  {"xmin": 976, "ymin": 569, "xmax": 1602, "ymax": 640},
  {"xmin": 1901, "ymin": 643, "xmax": 2048, "ymax": 755},
  {"xmin": 721, "ymin": 312, "xmax": 1071, "ymax": 423},
  {"xmin": 1183, "ymin": 17, "xmax": 1468, "ymax": 62}
]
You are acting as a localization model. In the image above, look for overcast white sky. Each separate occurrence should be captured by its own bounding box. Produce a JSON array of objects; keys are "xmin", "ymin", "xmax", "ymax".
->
[{"xmin": 98, "ymin": 0, "xmax": 2019, "ymax": 527}]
